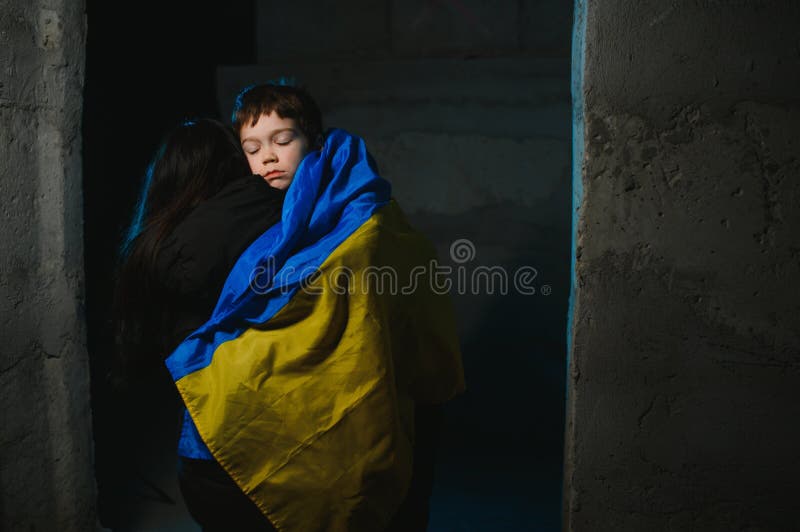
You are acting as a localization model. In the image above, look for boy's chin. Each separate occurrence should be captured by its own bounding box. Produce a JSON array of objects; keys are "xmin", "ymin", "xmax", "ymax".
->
[{"xmin": 262, "ymin": 175, "xmax": 292, "ymax": 190}]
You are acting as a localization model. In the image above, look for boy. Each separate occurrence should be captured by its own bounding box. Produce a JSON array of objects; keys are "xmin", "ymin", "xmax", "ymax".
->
[
  {"xmin": 177, "ymin": 82, "xmax": 461, "ymax": 531},
  {"xmin": 231, "ymin": 83, "xmax": 324, "ymax": 190}
]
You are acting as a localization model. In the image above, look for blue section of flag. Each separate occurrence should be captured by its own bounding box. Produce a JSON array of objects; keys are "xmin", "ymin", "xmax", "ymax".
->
[{"xmin": 177, "ymin": 407, "xmax": 213, "ymax": 459}]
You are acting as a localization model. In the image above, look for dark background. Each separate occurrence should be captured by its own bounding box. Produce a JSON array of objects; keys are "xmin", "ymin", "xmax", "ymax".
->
[
  {"xmin": 83, "ymin": 2, "xmax": 571, "ymax": 530},
  {"xmin": 83, "ymin": 2, "xmax": 259, "ymax": 528}
]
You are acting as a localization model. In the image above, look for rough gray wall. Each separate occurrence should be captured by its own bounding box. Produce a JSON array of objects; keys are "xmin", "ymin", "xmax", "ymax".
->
[
  {"xmin": 565, "ymin": 1, "xmax": 800, "ymax": 530},
  {"xmin": 0, "ymin": 1, "xmax": 96, "ymax": 529},
  {"xmin": 254, "ymin": 0, "xmax": 572, "ymax": 62},
  {"xmin": 222, "ymin": 0, "xmax": 573, "ymax": 527},
  {"xmin": 219, "ymin": 57, "xmax": 571, "ymax": 432}
]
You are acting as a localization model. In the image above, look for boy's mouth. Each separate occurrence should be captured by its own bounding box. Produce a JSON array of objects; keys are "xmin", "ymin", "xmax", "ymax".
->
[{"xmin": 264, "ymin": 170, "xmax": 285, "ymax": 178}]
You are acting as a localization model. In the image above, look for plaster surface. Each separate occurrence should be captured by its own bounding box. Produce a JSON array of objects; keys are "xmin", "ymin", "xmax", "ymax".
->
[
  {"xmin": 0, "ymin": 1, "xmax": 96, "ymax": 529},
  {"xmin": 565, "ymin": 1, "xmax": 800, "ymax": 529}
]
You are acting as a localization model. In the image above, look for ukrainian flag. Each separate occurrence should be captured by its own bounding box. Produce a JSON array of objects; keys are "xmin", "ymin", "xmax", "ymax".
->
[{"xmin": 165, "ymin": 129, "xmax": 465, "ymax": 531}]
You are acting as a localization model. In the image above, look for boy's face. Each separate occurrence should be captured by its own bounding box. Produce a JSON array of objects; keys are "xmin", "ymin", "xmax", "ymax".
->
[{"xmin": 239, "ymin": 112, "xmax": 311, "ymax": 190}]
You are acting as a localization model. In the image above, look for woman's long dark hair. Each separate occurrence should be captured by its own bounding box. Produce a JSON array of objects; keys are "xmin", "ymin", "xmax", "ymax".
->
[{"xmin": 112, "ymin": 118, "xmax": 250, "ymax": 384}]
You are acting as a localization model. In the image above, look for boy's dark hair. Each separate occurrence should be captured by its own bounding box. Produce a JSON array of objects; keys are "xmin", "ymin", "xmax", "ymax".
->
[{"xmin": 231, "ymin": 83, "xmax": 324, "ymax": 148}]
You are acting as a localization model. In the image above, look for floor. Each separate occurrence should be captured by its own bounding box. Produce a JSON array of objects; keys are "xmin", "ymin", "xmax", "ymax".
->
[
  {"xmin": 102, "ymin": 450, "xmax": 562, "ymax": 532},
  {"xmin": 96, "ymin": 382, "xmax": 563, "ymax": 532}
]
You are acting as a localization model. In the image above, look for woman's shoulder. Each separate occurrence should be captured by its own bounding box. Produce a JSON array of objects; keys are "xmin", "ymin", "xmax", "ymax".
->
[
  {"xmin": 206, "ymin": 173, "xmax": 283, "ymax": 203},
  {"xmin": 155, "ymin": 175, "xmax": 285, "ymax": 294}
]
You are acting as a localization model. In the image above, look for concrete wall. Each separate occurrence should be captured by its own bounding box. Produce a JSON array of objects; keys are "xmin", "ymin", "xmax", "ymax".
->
[
  {"xmin": 0, "ymin": 1, "xmax": 96, "ymax": 529},
  {"xmin": 218, "ymin": 56, "xmax": 572, "ymax": 431},
  {"xmin": 565, "ymin": 1, "xmax": 800, "ymax": 530},
  {"xmin": 222, "ymin": 0, "xmax": 573, "ymax": 527},
  {"xmin": 254, "ymin": 0, "xmax": 572, "ymax": 62}
]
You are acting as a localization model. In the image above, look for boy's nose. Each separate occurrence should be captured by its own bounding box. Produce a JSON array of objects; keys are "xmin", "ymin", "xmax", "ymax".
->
[{"xmin": 263, "ymin": 151, "xmax": 277, "ymax": 164}]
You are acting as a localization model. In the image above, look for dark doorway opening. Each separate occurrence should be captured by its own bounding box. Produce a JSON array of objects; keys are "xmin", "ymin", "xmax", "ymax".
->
[
  {"xmin": 83, "ymin": 3, "xmax": 571, "ymax": 530},
  {"xmin": 82, "ymin": 2, "xmax": 256, "ymax": 528}
]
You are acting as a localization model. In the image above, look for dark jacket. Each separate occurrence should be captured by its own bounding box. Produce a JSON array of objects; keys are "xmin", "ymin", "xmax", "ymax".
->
[
  {"xmin": 155, "ymin": 174, "xmax": 285, "ymax": 354},
  {"xmin": 155, "ymin": 174, "xmax": 285, "ymax": 529}
]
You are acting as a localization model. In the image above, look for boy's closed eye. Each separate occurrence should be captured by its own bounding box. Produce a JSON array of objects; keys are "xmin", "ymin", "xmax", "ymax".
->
[
  {"xmin": 242, "ymin": 142, "xmax": 260, "ymax": 154},
  {"xmin": 273, "ymin": 132, "xmax": 296, "ymax": 145}
]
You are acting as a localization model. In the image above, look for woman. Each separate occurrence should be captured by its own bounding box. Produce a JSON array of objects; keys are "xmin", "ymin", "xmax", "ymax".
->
[{"xmin": 113, "ymin": 117, "xmax": 284, "ymax": 530}]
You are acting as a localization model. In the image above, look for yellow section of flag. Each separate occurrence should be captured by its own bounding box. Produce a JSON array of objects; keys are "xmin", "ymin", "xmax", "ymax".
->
[{"xmin": 176, "ymin": 200, "xmax": 465, "ymax": 531}]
